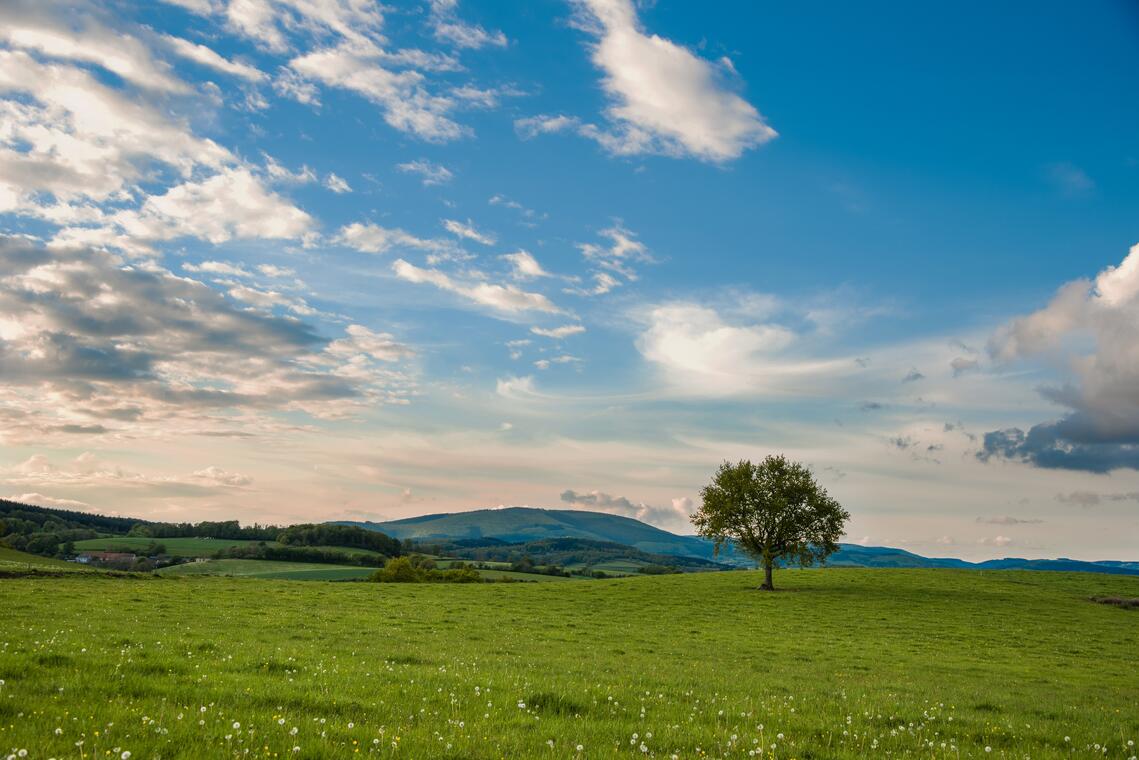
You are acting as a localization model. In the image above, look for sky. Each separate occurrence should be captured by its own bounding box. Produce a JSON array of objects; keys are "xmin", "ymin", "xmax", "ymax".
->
[{"xmin": 0, "ymin": 0, "xmax": 1137, "ymax": 561}]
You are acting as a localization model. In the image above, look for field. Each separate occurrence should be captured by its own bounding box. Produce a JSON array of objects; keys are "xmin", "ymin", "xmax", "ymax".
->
[
  {"xmin": 156, "ymin": 559, "xmax": 376, "ymax": 581},
  {"xmin": 0, "ymin": 546, "xmax": 92, "ymax": 575},
  {"xmin": 73, "ymin": 536, "xmax": 270, "ymax": 557},
  {"xmin": 72, "ymin": 537, "xmax": 387, "ymax": 559},
  {"xmin": 1, "ymin": 569, "xmax": 1137, "ymax": 759}
]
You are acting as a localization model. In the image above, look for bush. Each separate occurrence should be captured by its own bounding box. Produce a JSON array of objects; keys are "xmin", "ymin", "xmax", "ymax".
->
[
  {"xmin": 370, "ymin": 557, "xmax": 422, "ymax": 583},
  {"xmin": 370, "ymin": 558, "xmax": 485, "ymax": 584}
]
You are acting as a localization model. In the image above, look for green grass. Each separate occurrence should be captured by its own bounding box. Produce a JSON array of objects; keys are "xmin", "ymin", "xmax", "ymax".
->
[
  {"xmin": 1, "ymin": 569, "xmax": 1137, "ymax": 758},
  {"xmin": 156, "ymin": 559, "xmax": 375, "ymax": 580},
  {"xmin": 475, "ymin": 568, "xmax": 577, "ymax": 582},
  {"xmin": 73, "ymin": 536, "xmax": 387, "ymax": 559},
  {"xmin": 74, "ymin": 536, "xmax": 271, "ymax": 557},
  {"xmin": 0, "ymin": 546, "xmax": 93, "ymax": 575}
]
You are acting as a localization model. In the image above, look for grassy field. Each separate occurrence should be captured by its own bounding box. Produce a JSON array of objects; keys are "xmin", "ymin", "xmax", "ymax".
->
[
  {"xmin": 73, "ymin": 536, "xmax": 387, "ymax": 559},
  {"xmin": 157, "ymin": 559, "xmax": 375, "ymax": 581},
  {"xmin": 0, "ymin": 546, "xmax": 92, "ymax": 575},
  {"xmin": 1, "ymin": 569, "xmax": 1137, "ymax": 759},
  {"xmin": 73, "ymin": 536, "xmax": 271, "ymax": 557}
]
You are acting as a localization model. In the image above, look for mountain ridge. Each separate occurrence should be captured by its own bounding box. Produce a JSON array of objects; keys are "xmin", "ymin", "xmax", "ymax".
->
[{"xmin": 335, "ymin": 506, "xmax": 1139, "ymax": 575}]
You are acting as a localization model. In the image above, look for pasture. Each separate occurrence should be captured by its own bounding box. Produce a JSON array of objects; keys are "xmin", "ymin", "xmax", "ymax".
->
[
  {"xmin": 156, "ymin": 559, "xmax": 375, "ymax": 581},
  {"xmin": 1, "ymin": 569, "xmax": 1137, "ymax": 758}
]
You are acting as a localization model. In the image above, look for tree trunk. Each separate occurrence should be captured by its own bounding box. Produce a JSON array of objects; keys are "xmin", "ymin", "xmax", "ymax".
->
[{"xmin": 760, "ymin": 559, "xmax": 774, "ymax": 591}]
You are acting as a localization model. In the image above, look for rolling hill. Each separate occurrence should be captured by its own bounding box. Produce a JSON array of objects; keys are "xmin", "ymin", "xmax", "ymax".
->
[
  {"xmin": 337, "ymin": 507, "xmax": 721, "ymax": 559},
  {"xmin": 339, "ymin": 506, "xmax": 1139, "ymax": 576}
]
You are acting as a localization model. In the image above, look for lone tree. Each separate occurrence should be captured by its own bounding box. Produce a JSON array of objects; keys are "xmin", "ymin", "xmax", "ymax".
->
[{"xmin": 692, "ymin": 455, "xmax": 849, "ymax": 590}]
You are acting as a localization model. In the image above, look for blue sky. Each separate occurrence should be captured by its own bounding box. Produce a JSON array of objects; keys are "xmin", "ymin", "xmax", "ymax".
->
[{"xmin": 0, "ymin": 0, "xmax": 1137, "ymax": 559}]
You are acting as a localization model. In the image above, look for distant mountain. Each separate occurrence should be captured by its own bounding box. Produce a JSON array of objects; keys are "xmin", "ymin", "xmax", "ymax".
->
[
  {"xmin": 335, "ymin": 506, "xmax": 732, "ymax": 561},
  {"xmin": 338, "ymin": 507, "xmax": 1139, "ymax": 576}
]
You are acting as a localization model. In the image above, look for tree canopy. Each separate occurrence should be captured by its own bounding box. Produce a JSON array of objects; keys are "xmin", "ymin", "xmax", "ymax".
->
[{"xmin": 691, "ymin": 455, "xmax": 849, "ymax": 590}]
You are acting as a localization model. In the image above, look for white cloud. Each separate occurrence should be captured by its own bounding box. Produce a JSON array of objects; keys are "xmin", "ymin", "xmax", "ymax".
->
[
  {"xmin": 560, "ymin": 488, "xmax": 691, "ymax": 529},
  {"xmin": 392, "ymin": 259, "xmax": 562, "ymax": 315},
  {"xmin": 263, "ymin": 154, "xmax": 317, "ymax": 183},
  {"xmin": 535, "ymin": 354, "xmax": 580, "ymax": 369},
  {"xmin": 531, "ymin": 324, "xmax": 585, "ymax": 339},
  {"xmin": 335, "ymin": 222, "xmax": 457, "ymax": 256},
  {"xmin": 192, "ymin": 465, "xmax": 253, "ymax": 487},
  {"xmin": 636, "ymin": 302, "xmax": 854, "ymax": 396},
  {"xmin": 5, "ymin": 492, "xmax": 92, "ymax": 510},
  {"xmin": 1, "ymin": 10, "xmax": 188, "ymax": 93},
  {"xmin": 579, "ymin": 225, "xmax": 651, "ymax": 281},
  {"xmin": 324, "ymin": 172, "xmax": 352, "ymax": 193},
  {"xmin": 982, "ymin": 244, "xmax": 1139, "ymax": 471},
  {"xmin": 397, "ymin": 159, "xmax": 454, "ymax": 186},
  {"xmin": 495, "ymin": 375, "xmax": 537, "ymax": 399},
  {"xmin": 289, "ymin": 43, "xmax": 465, "ymax": 142},
  {"xmin": 515, "ymin": 114, "xmax": 581, "ymax": 139},
  {"xmin": 502, "ymin": 251, "xmax": 551, "ymax": 280},
  {"xmin": 443, "ymin": 218, "xmax": 495, "ymax": 245},
  {"xmin": 565, "ymin": 272, "xmax": 620, "ymax": 296},
  {"xmin": 163, "ymin": 34, "xmax": 266, "ymax": 81},
  {"xmin": 102, "ymin": 167, "xmax": 313, "ymax": 246},
  {"xmin": 428, "ymin": 0, "xmax": 507, "ymax": 50},
  {"xmin": 544, "ymin": 0, "xmax": 776, "ymax": 161},
  {"xmin": 184, "ymin": 260, "xmax": 254, "ymax": 278},
  {"xmin": 326, "ymin": 325, "xmax": 414, "ymax": 363},
  {"xmin": 0, "ymin": 49, "xmax": 232, "ymax": 209},
  {"xmin": 0, "ymin": 238, "xmax": 417, "ymax": 442}
]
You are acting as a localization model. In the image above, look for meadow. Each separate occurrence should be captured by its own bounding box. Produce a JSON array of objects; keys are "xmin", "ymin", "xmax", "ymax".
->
[
  {"xmin": 71, "ymin": 537, "xmax": 387, "ymax": 560},
  {"xmin": 1, "ymin": 569, "xmax": 1137, "ymax": 759}
]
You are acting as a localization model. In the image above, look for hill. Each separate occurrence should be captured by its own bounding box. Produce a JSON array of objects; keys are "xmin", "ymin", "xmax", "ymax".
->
[
  {"xmin": 341, "ymin": 506, "xmax": 1139, "ymax": 576},
  {"xmin": 337, "ymin": 506, "xmax": 724, "ymax": 559},
  {"xmin": 2, "ymin": 569, "xmax": 1137, "ymax": 757}
]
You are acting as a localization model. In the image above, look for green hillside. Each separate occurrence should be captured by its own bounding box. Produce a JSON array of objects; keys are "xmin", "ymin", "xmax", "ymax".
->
[
  {"xmin": 2, "ymin": 569, "xmax": 1136, "ymax": 758},
  {"xmin": 340, "ymin": 506, "xmax": 725, "ymax": 560}
]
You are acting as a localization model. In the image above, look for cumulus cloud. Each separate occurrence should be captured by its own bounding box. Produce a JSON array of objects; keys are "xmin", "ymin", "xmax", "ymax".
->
[
  {"xmin": 495, "ymin": 375, "xmax": 537, "ymax": 399},
  {"xmin": 392, "ymin": 259, "xmax": 562, "ymax": 315},
  {"xmin": 0, "ymin": 48, "xmax": 231, "ymax": 212},
  {"xmin": 0, "ymin": 237, "xmax": 415, "ymax": 442},
  {"xmin": 1, "ymin": 7, "xmax": 188, "ymax": 93},
  {"xmin": 980, "ymin": 244, "xmax": 1139, "ymax": 472},
  {"xmin": 637, "ymin": 301, "xmax": 852, "ymax": 396},
  {"xmin": 192, "ymin": 466, "xmax": 253, "ymax": 487},
  {"xmin": 335, "ymin": 222, "xmax": 457, "ymax": 256},
  {"xmin": 101, "ymin": 167, "xmax": 313, "ymax": 247},
  {"xmin": 560, "ymin": 488, "xmax": 692, "ymax": 529},
  {"xmin": 527, "ymin": 0, "xmax": 775, "ymax": 161},
  {"xmin": 978, "ymin": 535, "xmax": 1013, "ymax": 548},
  {"xmin": 288, "ymin": 43, "xmax": 465, "ymax": 142}
]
